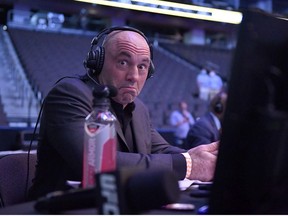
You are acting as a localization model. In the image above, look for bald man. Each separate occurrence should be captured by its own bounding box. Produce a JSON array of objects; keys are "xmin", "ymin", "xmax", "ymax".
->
[{"xmin": 29, "ymin": 27, "xmax": 218, "ymax": 199}]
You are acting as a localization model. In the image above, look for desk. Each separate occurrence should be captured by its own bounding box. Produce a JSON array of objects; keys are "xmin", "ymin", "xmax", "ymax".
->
[{"xmin": 0, "ymin": 189, "xmax": 209, "ymax": 214}]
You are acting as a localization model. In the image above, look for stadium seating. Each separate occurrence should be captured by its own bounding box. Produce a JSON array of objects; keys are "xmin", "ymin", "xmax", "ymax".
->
[
  {"xmin": 7, "ymin": 27, "xmax": 228, "ymax": 128},
  {"xmin": 8, "ymin": 27, "xmax": 93, "ymax": 98},
  {"xmin": 159, "ymin": 42, "xmax": 234, "ymax": 82}
]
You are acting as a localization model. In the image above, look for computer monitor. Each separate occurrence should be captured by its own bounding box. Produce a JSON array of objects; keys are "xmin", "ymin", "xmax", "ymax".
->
[{"xmin": 208, "ymin": 9, "xmax": 288, "ymax": 214}]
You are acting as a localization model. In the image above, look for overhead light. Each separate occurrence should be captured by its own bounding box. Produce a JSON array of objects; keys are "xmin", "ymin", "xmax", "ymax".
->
[{"xmin": 74, "ymin": 0, "xmax": 242, "ymax": 24}]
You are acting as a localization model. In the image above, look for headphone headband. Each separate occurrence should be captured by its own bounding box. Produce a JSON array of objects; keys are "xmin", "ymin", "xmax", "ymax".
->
[{"xmin": 91, "ymin": 26, "xmax": 149, "ymax": 46}]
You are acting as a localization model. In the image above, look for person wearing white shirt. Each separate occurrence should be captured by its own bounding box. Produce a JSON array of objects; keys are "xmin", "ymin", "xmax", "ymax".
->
[
  {"xmin": 196, "ymin": 67, "xmax": 210, "ymax": 101},
  {"xmin": 170, "ymin": 101, "xmax": 195, "ymax": 147},
  {"xmin": 208, "ymin": 69, "xmax": 223, "ymax": 100}
]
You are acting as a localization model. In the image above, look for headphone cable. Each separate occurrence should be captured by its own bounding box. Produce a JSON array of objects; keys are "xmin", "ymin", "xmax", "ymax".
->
[
  {"xmin": 25, "ymin": 98, "xmax": 44, "ymax": 200},
  {"xmin": 24, "ymin": 75, "xmax": 89, "ymax": 200}
]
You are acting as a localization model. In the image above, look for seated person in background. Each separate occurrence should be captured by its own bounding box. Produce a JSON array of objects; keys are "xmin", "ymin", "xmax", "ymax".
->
[
  {"xmin": 28, "ymin": 26, "xmax": 218, "ymax": 200},
  {"xmin": 169, "ymin": 101, "xmax": 195, "ymax": 148},
  {"xmin": 184, "ymin": 90, "xmax": 228, "ymax": 149}
]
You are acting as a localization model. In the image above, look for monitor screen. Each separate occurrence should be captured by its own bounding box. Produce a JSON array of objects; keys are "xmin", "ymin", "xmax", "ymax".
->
[{"xmin": 208, "ymin": 9, "xmax": 288, "ymax": 214}]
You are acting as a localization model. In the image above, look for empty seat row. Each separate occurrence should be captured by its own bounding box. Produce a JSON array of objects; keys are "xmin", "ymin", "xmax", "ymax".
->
[{"xmin": 7, "ymin": 27, "xmax": 210, "ymax": 128}]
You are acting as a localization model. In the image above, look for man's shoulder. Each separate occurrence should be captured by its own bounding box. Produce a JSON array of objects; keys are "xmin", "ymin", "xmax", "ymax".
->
[
  {"xmin": 134, "ymin": 97, "xmax": 144, "ymax": 106},
  {"xmin": 195, "ymin": 113, "xmax": 213, "ymax": 124},
  {"xmin": 54, "ymin": 75, "xmax": 84, "ymax": 86},
  {"xmin": 48, "ymin": 75, "xmax": 91, "ymax": 97},
  {"xmin": 170, "ymin": 110, "xmax": 180, "ymax": 116},
  {"xmin": 54, "ymin": 75, "xmax": 91, "ymax": 89},
  {"xmin": 134, "ymin": 98, "xmax": 149, "ymax": 112}
]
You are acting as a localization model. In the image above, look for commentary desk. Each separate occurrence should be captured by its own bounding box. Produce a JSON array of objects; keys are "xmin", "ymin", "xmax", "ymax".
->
[{"xmin": 0, "ymin": 181, "xmax": 210, "ymax": 214}]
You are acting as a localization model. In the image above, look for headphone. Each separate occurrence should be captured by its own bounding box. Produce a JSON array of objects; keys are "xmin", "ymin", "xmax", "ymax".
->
[
  {"xmin": 212, "ymin": 92, "xmax": 225, "ymax": 114},
  {"xmin": 83, "ymin": 26, "xmax": 155, "ymax": 79},
  {"xmin": 214, "ymin": 98, "xmax": 223, "ymax": 114}
]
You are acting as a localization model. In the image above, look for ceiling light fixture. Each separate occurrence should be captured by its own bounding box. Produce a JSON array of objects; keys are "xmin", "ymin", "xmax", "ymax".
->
[{"xmin": 74, "ymin": 0, "xmax": 242, "ymax": 24}]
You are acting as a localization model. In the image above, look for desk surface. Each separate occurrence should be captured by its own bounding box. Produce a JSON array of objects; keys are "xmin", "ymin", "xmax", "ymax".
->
[{"xmin": 0, "ymin": 189, "xmax": 209, "ymax": 215}]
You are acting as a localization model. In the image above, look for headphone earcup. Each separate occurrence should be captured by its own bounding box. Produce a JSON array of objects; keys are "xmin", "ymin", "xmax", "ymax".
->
[
  {"xmin": 146, "ymin": 44, "xmax": 154, "ymax": 79},
  {"xmin": 85, "ymin": 46, "xmax": 105, "ymax": 75},
  {"xmin": 214, "ymin": 102, "xmax": 223, "ymax": 114},
  {"xmin": 147, "ymin": 60, "xmax": 155, "ymax": 79}
]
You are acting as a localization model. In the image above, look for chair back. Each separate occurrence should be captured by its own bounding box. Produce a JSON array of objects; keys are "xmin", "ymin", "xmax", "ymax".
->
[{"xmin": 0, "ymin": 152, "xmax": 37, "ymax": 207}]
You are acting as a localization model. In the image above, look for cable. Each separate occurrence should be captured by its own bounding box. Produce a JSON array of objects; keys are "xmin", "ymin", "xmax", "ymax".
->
[
  {"xmin": 24, "ymin": 98, "xmax": 44, "ymax": 200},
  {"xmin": 83, "ymin": 59, "xmax": 101, "ymax": 87},
  {"xmin": 86, "ymin": 69, "xmax": 100, "ymax": 86}
]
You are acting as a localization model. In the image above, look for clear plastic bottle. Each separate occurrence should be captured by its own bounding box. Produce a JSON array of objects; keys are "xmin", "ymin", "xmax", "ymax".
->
[{"xmin": 82, "ymin": 86, "xmax": 117, "ymax": 188}]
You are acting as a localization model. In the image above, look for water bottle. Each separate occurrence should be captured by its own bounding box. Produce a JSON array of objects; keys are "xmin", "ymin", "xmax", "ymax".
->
[{"xmin": 82, "ymin": 85, "xmax": 117, "ymax": 188}]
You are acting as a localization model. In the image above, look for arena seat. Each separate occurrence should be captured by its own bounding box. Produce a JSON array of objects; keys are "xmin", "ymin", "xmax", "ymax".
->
[{"xmin": 8, "ymin": 27, "xmax": 206, "ymax": 128}]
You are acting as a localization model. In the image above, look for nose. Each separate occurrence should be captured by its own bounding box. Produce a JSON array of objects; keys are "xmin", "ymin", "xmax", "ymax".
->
[{"xmin": 126, "ymin": 66, "xmax": 139, "ymax": 82}]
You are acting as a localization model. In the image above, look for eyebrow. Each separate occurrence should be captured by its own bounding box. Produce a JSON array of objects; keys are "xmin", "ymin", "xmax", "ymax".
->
[
  {"xmin": 118, "ymin": 51, "xmax": 131, "ymax": 58},
  {"xmin": 118, "ymin": 51, "xmax": 150, "ymax": 63}
]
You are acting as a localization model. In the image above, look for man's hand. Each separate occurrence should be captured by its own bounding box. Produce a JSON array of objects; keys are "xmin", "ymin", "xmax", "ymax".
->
[{"xmin": 187, "ymin": 141, "xmax": 219, "ymax": 182}]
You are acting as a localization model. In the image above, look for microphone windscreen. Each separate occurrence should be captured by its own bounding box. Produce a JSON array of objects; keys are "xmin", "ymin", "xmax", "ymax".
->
[
  {"xmin": 125, "ymin": 169, "xmax": 180, "ymax": 211},
  {"xmin": 92, "ymin": 84, "xmax": 118, "ymax": 98},
  {"xmin": 106, "ymin": 85, "xmax": 118, "ymax": 97}
]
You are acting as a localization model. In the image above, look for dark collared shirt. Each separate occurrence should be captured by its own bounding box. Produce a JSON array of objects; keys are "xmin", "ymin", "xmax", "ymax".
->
[{"xmin": 110, "ymin": 99, "xmax": 137, "ymax": 152}]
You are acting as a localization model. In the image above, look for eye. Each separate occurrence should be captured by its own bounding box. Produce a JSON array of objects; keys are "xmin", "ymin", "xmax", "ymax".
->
[
  {"xmin": 138, "ymin": 64, "xmax": 148, "ymax": 71},
  {"xmin": 119, "ymin": 60, "xmax": 128, "ymax": 66}
]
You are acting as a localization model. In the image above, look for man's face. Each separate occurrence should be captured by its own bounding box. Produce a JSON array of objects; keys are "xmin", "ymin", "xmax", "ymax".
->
[
  {"xmin": 180, "ymin": 102, "xmax": 188, "ymax": 110},
  {"xmin": 98, "ymin": 31, "xmax": 151, "ymax": 107}
]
